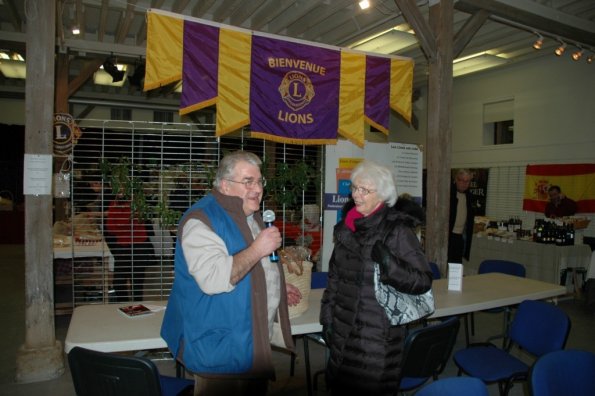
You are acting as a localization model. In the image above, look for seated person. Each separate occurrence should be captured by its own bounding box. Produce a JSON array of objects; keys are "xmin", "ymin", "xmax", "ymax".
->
[{"xmin": 545, "ymin": 185, "xmax": 577, "ymax": 218}]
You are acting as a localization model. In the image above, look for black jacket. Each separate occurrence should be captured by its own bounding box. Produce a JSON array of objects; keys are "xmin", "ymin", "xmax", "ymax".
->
[
  {"xmin": 320, "ymin": 199, "xmax": 432, "ymax": 394},
  {"xmin": 449, "ymin": 184, "xmax": 475, "ymax": 260}
]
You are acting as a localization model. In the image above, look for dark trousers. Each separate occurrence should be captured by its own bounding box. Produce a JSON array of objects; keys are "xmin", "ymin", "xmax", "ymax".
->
[
  {"xmin": 111, "ymin": 242, "xmax": 153, "ymax": 302},
  {"xmin": 448, "ymin": 232, "xmax": 464, "ymax": 264},
  {"xmin": 192, "ymin": 375, "xmax": 268, "ymax": 396}
]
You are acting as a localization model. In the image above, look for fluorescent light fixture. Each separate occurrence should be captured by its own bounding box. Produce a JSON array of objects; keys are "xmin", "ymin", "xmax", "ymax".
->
[
  {"xmin": 351, "ymin": 26, "xmax": 417, "ymax": 54},
  {"xmin": 359, "ymin": 0, "xmax": 370, "ymax": 10},
  {"xmin": 0, "ymin": 59, "xmax": 26, "ymax": 79},
  {"xmin": 453, "ymin": 53, "xmax": 508, "ymax": 77},
  {"xmin": 93, "ymin": 64, "xmax": 128, "ymax": 87}
]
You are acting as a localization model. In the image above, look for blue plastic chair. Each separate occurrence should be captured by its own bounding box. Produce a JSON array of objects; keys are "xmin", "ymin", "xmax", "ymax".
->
[
  {"xmin": 311, "ymin": 271, "xmax": 329, "ymax": 289},
  {"xmin": 468, "ymin": 260, "xmax": 526, "ymax": 346},
  {"xmin": 397, "ymin": 316, "xmax": 461, "ymax": 393},
  {"xmin": 454, "ymin": 299, "xmax": 571, "ymax": 396},
  {"xmin": 429, "ymin": 262, "xmax": 441, "ymax": 280},
  {"xmin": 529, "ymin": 349, "xmax": 595, "ymax": 396},
  {"xmin": 415, "ymin": 377, "xmax": 489, "ymax": 396},
  {"xmin": 68, "ymin": 346, "xmax": 194, "ymax": 396}
]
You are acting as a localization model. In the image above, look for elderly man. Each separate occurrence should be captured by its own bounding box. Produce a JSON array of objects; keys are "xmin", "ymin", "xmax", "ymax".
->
[
  {"xmin": 161, "ymin": 151, "xmax": 301, "ymax": 395},
  {"xmin": 448, "ymin": 169, "xmax": 475, "ymax": 264}
]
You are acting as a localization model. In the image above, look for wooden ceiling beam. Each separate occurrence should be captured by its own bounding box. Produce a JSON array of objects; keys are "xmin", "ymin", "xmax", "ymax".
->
[
  {"xmin": 455, "ymin": 0, "xmax": 595, "ymax": 47},
  {"xmin": 394, "ymin": 0, "xmax": 437, "ymax": 60}
]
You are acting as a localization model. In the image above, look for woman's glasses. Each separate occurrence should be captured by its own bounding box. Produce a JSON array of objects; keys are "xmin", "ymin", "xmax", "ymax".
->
[{"xmin": 350, "ymin": 185, "xmax": 376, "ymax": 196}]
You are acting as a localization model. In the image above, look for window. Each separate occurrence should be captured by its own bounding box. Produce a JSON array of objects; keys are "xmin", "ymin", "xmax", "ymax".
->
[{"xmin": 483, "ymin": 99, "xmax": 514, "ymax": 145}]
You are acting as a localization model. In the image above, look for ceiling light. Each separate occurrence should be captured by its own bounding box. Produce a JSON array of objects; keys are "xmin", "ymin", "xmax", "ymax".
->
[
  {"xmin": 587, "ymin": 54, "xmax": 595, "ymax": 64},
  {"xmin": 0, "ymin": 59, "xmax": 26, "ymax": 79},
  {"xmin": 554, "ymin": 42, "xmax": 566, "ymax": 56},
  {"xmin": 532, "ymin": 34, "xmax": 543, "ymax": 50},
  {"xmin": 94, "ymin": 60, "xmax": 128, "ymax": 87},
  {"xmin": 359, "ymin": 0, "xmax": 370, "ymax": 10},
  {"xmin": 453, "ymin": 53, "xmax": 508, "ymax": 77},
  {"xmin": 571, "ymin": 48, "xmax": 584, "ymax": 61}
]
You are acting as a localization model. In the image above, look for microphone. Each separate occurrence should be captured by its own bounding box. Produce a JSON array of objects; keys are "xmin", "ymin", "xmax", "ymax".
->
[{"xmin": 262, "ymin": 210, "xmax": 279, "ymax": 262}]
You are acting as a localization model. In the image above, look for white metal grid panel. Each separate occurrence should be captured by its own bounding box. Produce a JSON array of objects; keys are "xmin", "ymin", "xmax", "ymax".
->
[{"xmin": 65, "ymin": 120, "xmax": 324, "ymax": 310}]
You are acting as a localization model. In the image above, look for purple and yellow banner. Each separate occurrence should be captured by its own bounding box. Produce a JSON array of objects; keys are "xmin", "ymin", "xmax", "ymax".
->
[
  {"xmin": 144, "ymin": 10, "xmax": 413, "ymax": 147},
  {"xmin": 250, "ymin": 36, "xmax": 340, "ymax": 145},
  {"xmin": 523, "ymin": 163, "xmax": 595, "ymax": 213}
]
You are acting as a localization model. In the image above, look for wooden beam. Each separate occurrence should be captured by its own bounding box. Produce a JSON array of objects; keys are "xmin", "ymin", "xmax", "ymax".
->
[
  {"xmin": 453, "ymin": 10, "xmax": 490, "ymax": 59},
  {"xmin": 16, "ymin": 0, "xmax": 64, "ymax": 382},
  {"xmin": 455, "ymin": 0, "xmax": 595, "ymax": 47},
  {"xmin": 115, "ymin": 1, "xmax": 137, "ymax": 44},
  {"xmin": 55, "ymin": 53, "xmax": 69, "ymax": 113},
  {"xmin": 394, "ymin": 0, "xmax": 437, "ymax": 60},
  {"xmin": 68, "ymin": 58, "xmax": 103, "ymax": 97},
  {"xmin": 5, "ymin": 0, "xmax": 22, "ymax": 32},
  {"xmin": 75, "ymin": 104, "xmax": 96, "ymax": 120},
  {"xmin": 425, "ymin": 0, "xmax": 454, "ymax": 270},
  {"xmin": 98, "ymin": 0, "xmax": 109, "ymax": 42}
]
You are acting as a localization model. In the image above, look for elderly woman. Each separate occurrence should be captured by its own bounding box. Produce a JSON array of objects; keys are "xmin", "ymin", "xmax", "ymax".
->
[{"xmin": 320, "ymin": 160, "xmax": 433, "ymax": 395}]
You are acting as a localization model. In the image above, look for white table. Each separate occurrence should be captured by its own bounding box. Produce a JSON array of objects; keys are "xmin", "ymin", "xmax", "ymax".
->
[
  {"xmin": 468, "ymin": 235, "xmax": 591, "ymax": 285},
  {"xmin": 64, "ymin": 273, "xmax": 565, "ymax": 354},
  {"xmin": 54, "ymin": 241, "xmax": 115, "ymax": 271}
]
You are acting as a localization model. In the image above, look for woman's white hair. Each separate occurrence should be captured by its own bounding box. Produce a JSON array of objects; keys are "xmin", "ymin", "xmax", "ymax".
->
[{"xmin": 350, "ymin": 160, "xmax": 397, "ymax": 207}]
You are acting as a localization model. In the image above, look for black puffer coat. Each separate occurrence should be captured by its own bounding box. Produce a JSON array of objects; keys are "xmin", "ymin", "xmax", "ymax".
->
[{"xmin": 320, "ymin": 199, "xmax": 432, "ymax": 395}]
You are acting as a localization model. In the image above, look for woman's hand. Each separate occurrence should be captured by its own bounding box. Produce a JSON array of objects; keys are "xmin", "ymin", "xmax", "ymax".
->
[{"xmin": 285, "ymin": 282, "xmax": 302, "ymax": 306}]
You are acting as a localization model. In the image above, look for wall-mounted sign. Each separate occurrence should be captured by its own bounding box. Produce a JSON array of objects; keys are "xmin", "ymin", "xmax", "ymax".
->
[{"xmin": 53, "ymin": 113, "xmax": 81, "ymax": 156}]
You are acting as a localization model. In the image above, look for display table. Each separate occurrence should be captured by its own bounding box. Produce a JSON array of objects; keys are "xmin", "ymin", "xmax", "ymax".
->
[
  {"xmin": 65, "ymin": 273, "xmax": 565, "ymax": 353},
  {"xmin": 468, "ymin": 235, "xmax": 592, "ymax": 285},
  {"xmin": 53, "ymin": 241, "xmax": 115, "ymax": 271},
  {"xmin": 53, "ymin": 241, "xmax": 115, "ymax": 314}
]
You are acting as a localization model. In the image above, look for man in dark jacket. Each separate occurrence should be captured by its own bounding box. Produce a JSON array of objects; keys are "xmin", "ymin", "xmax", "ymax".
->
[{"xmin": 448, "ymin": 169, "xmax": 475, "ymax": 263}]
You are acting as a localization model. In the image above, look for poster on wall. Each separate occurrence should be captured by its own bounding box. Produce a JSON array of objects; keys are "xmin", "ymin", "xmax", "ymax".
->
[
  {"xmin": 388, "ymin": 143, "xmax": 423, "ymax": 204},
  {"xmin": 53, "ymin": 113, "xmax": 81, "ymax": 156},
  {"xmin": 453, "ymin": 168, "xmax": 489, "ymax": 216}
]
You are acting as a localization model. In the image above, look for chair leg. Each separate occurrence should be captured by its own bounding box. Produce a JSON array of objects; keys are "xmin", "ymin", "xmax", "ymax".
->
[
  {"xmin": 289, "ymin": 336, "xmax": 297, "ymax": 376},
  {"xmin": 303, "ymin": 336, "xmax": 313, "ymax": 396},
  {"xmin": 463, "ymin": 314, "xmax": 471, "ymax": 346}
]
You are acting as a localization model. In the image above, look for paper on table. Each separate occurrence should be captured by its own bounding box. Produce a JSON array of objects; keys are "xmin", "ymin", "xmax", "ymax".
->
[{"xmin": 448, "ymin": 263, "xmax": 463, "ymax": 291}]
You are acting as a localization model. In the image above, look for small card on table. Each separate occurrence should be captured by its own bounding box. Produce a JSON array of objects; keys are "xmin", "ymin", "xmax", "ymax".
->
[{"xmin": 448, "ymin": 263, "xmax": 463, "ymax": 291}]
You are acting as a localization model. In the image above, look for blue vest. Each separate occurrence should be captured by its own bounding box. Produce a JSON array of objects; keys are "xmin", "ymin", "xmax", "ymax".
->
[{"xmin": 160, "ymin": 194, "xmax": 254, "ymax": 374}]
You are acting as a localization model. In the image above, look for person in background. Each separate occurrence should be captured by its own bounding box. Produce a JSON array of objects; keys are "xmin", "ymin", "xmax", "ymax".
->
[
  {"xmin": 545, "ymin": 185, "xmax": 577, "ymax": 218},
  {"xmin": 105, "ymin": 193, "xmax": 153, "ymax": 302},
  {"xmin": 448, "ymin": 168, "xmax": 475, "ymax": 264},
  {"xmin": 161, "ymin": 151, "xmax": 301, "ymax": 396},
  {"xmin": 320, "ymin": 160, "xmax": 432, "ymax": 395}
]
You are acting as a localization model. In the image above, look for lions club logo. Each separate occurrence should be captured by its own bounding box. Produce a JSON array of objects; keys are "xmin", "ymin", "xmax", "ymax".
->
[{"xmin": 278, "ymin": 71, "xmax": 315, "ymax": 111}]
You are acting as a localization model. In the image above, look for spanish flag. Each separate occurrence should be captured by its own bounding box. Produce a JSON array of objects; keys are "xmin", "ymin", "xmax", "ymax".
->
[{"xmin": 522, "ymin": 163, "xmax": 595, "ymax": 213}]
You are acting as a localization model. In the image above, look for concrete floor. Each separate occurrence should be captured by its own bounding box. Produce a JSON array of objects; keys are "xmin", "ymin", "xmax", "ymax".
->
[{"xmin": 1, "ymin": 244, "xmax": 594, "ymax": 396}]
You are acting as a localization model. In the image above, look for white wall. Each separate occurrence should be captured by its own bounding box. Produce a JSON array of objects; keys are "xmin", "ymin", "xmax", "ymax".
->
[{"xmin": 450, "ymin": 55, "xmax": 594, "ymax": 168}]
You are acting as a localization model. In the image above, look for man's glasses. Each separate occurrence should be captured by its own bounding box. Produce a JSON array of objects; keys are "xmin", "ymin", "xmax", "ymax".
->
[
  {"xmin": 224, "ymin": 178, "xmax": 267, "ymax": 189},
  {"xmin": 350, "ymin": 185, "xmax": 376, "ymax": 196}
]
